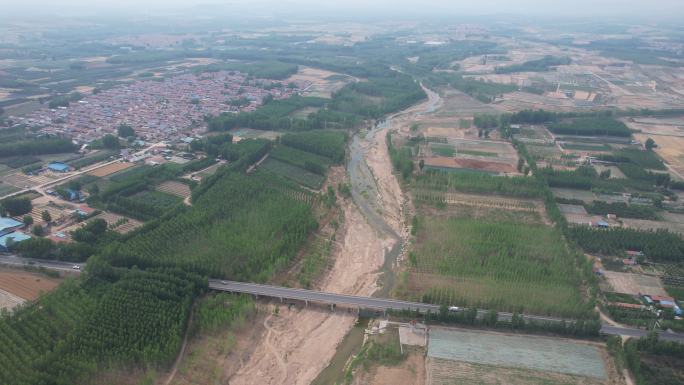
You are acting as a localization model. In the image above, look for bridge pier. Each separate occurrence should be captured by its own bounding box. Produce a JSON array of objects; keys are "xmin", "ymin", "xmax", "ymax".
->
[
  {"xmin": 279, "ymin": 297, "xmax": 283, "ymax": 303},
  {"xmin": 305, "ymin": 300, "xmax": 308, "ymax": 307}
]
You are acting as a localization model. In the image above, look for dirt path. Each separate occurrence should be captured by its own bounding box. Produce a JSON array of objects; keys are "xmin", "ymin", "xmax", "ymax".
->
[
  {"xmin": 597, "ymin": 306, "xmax": 625, "ymax": 328},
  {"xmin": 263, "ymin": 314, "xmax": 288, "ymax": 379},
  {"xmin": 164, "ymin": 310, "xmax": 193, "ymax": 385}
]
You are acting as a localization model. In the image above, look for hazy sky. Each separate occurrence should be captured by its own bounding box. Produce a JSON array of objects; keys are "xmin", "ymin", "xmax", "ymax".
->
[{"xmin": 5, "ymin": 0, "xmax": 684, "ymax": 19}]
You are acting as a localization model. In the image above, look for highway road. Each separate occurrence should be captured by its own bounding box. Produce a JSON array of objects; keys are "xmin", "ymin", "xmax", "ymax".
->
[
  {"xmin": 2, "ymin": 256, "xmax": 682, "ymax": 344},
  {"xmin": 209, "ymin": 280, "xmax": 684, "ymax": 344},
  {"xmin": 0, "ymin": 254, "xmax": 84, "ymax": 272}
]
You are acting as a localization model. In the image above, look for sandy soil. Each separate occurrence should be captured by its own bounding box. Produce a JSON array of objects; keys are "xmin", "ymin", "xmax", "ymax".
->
[
  {"xmin": 603, "ymin": 271, "xmax": 667, "ymax": 296},
  {"xmin": 364, "ymin": 125, "xmax": 409, "ymax": 235},
  {"xmin": 426, "ymin": 357, "xmax": 616, "ymax": 385},
  {"xmin": 424, "ymin": 156, "xmax": 518, "ymax": 173},
  {"xmin": 228, "ymin": 200, "xmax": 387, "ymax": 385},
  {"xmin": 156, "ymin": 180, "xmax": 191, "ymax": 198},
  {"xmin": 0, "ymin": 270, "xmax": 61, "ymax": 300},
  {"xmin": 0, "ymin": 288, "xmax": 25, "ymax": 311},
  {"xmin": 634, "ymin": 133, "xmax": 684, "ymax": 179},
  {"xmin": 88, "ymin": 162, "xmax": 135, "ymax": 177},
  {"xmin": 352, "ymin": 352, "xmax": 426, "ymax": 385}
]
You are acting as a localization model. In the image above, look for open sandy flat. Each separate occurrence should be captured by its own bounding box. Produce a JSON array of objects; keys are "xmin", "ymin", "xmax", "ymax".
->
[{"xmin": 603, "ymin": 271, "xmax": 666, "ymax": 296}]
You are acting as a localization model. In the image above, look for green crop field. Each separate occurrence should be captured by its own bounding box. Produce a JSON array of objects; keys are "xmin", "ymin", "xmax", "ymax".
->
[
  {"xmin": 403, "ymin": 217, "xmax": 589, "ymax": 317},
  {"xmin": 270, "ymin": 144, "xmax": 332, "ymax": 170},
  {"xmin": 431, "ymin": 144, "xmax": 455, "ymax": 157},
  {"xmin": 261, "ymin": 158, "xmax": 325, "ymax": 189},
  {"xmin": 457, "ymin": 149, "xmax": 498, "ymax": 157},
  {"xmin": 131, "ymin": 190, "xmax": 183, "ymax": 210}
]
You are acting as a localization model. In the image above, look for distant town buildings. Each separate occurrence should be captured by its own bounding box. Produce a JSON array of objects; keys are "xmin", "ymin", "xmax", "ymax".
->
[{"xmin": 14, "ymin": 71, "xmax": 304, "ymax": 144}]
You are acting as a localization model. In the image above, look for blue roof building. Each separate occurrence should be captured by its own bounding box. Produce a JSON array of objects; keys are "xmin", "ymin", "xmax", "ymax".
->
[
  {"xmin": 0, "ymin": 217, "xmax": 24, "ymax": 237},
  {"xmin": 0, "ymin": 231, "xmax": 31, "ymax": 252},
  {"xmin": 48, "ymin": 162, "xmax": 70, "ymax": 173}
]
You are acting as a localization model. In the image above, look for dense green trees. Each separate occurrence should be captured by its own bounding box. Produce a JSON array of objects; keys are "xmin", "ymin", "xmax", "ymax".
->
[
  {"xmin": 495, "ymin": 56, "xmax": 571, "ymax": 74},
  {"xmin": 1, "ymin": 197, "xmax": 32, "ymax": 216},
  {"xmin": 597, "ymin": 149, "xmax": 666, "ymax": 170},
  {"xmin": 609, "ymin": 333, "xmax": 684, "ymax": 385},
  {"xmin": 117, "ymin": 123, "xmax": 135, "ymax": 138},
  {"xmin": 548, "ymin": 118, "xmax": 632, "ymax": 137},
  {"xmin": 0, "ymin": 138, "xmax": 76, "ymax": 158},
  {"xmin": 473, "ymin": 114, "xmax": 499, "ymax": 129},
  {"xmin": 280, "ymin": 131, "xmax": 347, "ymax": 163},
  {"xmin": 271, "ymin": 145, "xmax": 331, "ymax": 174},
  {"xmin": 387, "ymin": 132, "xmax": 413, "ymax": 180},
  {"xmin": 108, "ymin": 171, "xmax": 317, "ymax": 280},
  {"xmin": 509, "ymin": 109, "xmax": 558, "ymax": 124},
  {"xmin": 617, "ymin": 163, "xmax": 671, "ymax": 186},
  {"xmin": 415, "ymin": 171, "xmax": 544, "ymax": 198},
  {"xmin": 585, "ymin": 201, "xmax": 658, "ymax": 220},
  {"xmin": 422, "ymin": 72, "xmax": 516, "ymax": 103},
  {"xmin": 0, "ymin": 269, "xmax": 205, "ymax": 385},
  {"xmin": 208, "ymin": 71, "xmax": 423, "ymax": 131},
  {"xmin": 101, "ymin": 134, "xmax": 121, "ymax": 149},
  {"xmin": 568, "ymin": 226, "xmax": 684, "ymax": 262}
]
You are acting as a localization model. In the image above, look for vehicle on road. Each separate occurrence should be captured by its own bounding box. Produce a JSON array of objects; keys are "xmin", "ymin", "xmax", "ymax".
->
[
  {"xmin": 448, "ymin": 306, "xmax": 461, "ymax": 312},
  {"xmin": 72, "ymin": 265, "xmax": 80, "ymax": 270}
]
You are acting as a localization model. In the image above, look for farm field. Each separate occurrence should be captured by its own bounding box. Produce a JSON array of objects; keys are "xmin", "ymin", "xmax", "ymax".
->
[
  {"xmin": 551, "ymin": 187, "xmax": 598, "ymax": 202},
  {"xmin": 413, "ymin": 190, "xmax": 546, "ymax": 225},
  {"xmin": 434, "ymin": 89, "xmax": 498, "ymax": 117},
  {"xmin": 26, "ymin": 203, "xmax": 68, "ymax": 225},
  {"xmin": 286, "ymin": 66, "xmax": 352, "ymax": 98},
  {"xmin": 423, "ymin": 156, "xmax": 517, "ymax": 174},
  {"xmin": 422, "ymin": 138, "xmax": 520, "ymax": 174},
  {"xmin": 0, "ymin": 270, "xmax": 61, "ymax": 302},
  {"xmin": 0, "ymin": 289, "xmax": 24, "ymax": 311},
  {"xmin": 593, "ymin": 164, "xmax": 626, "ymax": 179},
  {"xmin": 261, "ymin": 157, "xmax": 325, "ymax": 189},
  {"xmin": 195, "ymin": 162, "xmax": 223, "ymax": 178},
  {"xmin": 427, "ymin": 328, "xmax": 607, "ymax": 380},
  {"xmin": 603, "ymin": 271, "xmax": 667, "ymax": 296},
  {"xmin": 156, "ymin": 180, "xmax": 191, "ymax": 198},
  {"xmin": 0, "ymin": 182, "xmax": 19, "ymax": 196},
  {"xmin": 95, "ymin": 211, "xmax": 144, "ymax": 234},
  {"xmin": 403, "ymin": 216, "xmax": 586, "ymax": 316},
  {"xmin": 88, "ymin": 161, "xmax": 134, "ymax": 177},
  {"xmin": 2, "ymin": 171, "xmax": 58, "ymax": 189},
  {"xmin": 231, "ymin": 127, "xmax": 281, "ymax": 141},
  {"xmin": 634, "ymin": 133, "xmax": 684, "ymax": 178},
  {"xmin": 427, "ymin": 358, "xmax": 607, "ymax": 385},
  {"xmin": 130, "ymin": 190, "xmax": 182, "ymax": 210}
]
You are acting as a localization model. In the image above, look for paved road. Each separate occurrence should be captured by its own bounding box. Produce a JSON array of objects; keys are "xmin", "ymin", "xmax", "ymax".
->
[
  {"xmin": 210, "ymin": 280, "xmax": 562, "ymax": 323},
  {"xmin": 209, "ymin": 280, "xmax": 684, "ymax": 343},
  {"xmin": 2, "ymin": 257, "xmax": 681, "ymax": 344},
  {"xmin": 0, "ymin": 254, "xmax": 84, "ymax": 272}
]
